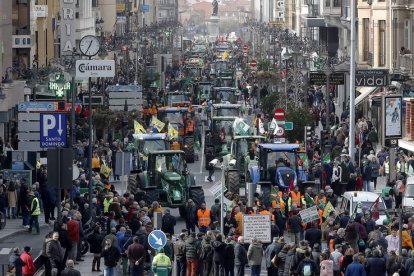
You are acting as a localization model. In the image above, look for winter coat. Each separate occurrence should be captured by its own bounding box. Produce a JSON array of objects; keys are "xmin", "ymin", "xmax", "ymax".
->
[
  {"xmin": 284, "ymin": 248, "xmax": 296, "ymax": 276},
  {"xmin": 119, "ymin": 233, "xmax": 133, "ymax": 254},
  {"xmin": 60, "ymin": 267, "xmax": 81, "ymax": 276},
  {"xmin": 0, "ymin": 192, "xmax": 8, "ymax": 211},
  {"xmin": 7, "ymin": 190, "xmax": 17, "ymax": 208},
  {"xmin": 200, "ymin": 239, "xmax": 213, "ymax": 261},
  {"xmin": 46, "ymin": 239, "xmax": 64, "ymax": 264},
  {"xmin": 101, "ymin": 245, "xmax": 120, "ymax": 267},
  {"xmin": 185, "ymin": 236, "xmax": 200, "ymax": 260},
  {"xmin": 87, "ymin": 232, "xmax": 104, "ymax": 254},
  {"xmin": 247, "ymin": 242, "xmax": 263, "ymax": 266},
  {"xmin": 402, "ymin": 230, "xmax": 414, "ymax": 249},
  {"xmin": 20, "ymin": 251, "xmax": 35, "ymax": 275},
  {"xmin": 9, "ymin": 252, "xmax": 25, "ymax": 276},
  {"xmin": 67, "ymin": 219, "xmax": 80, "ymax": 242},
  {"xmin": 365, "ymin": 256, "xmax": 386, "ymax": 276},
  {"xmin": 223, "ymin": 242, "xmax": 235, "ymax": 268},
  {"xmin": 57, "ymin": 228, "xmax": 71, "ymax": 250},
  {"xmin": 234, "ymin": 242, "xmax": 247, "ymax": 266},
  {"xmin": 304, "ymin": 226, "xmax": 322, "ymax": 248},
  {"xmin": 295, "ymin": 258, "xmax": 318, "ymax": 276},
  {"xmin": 161, "ymin": 213, "xmax": 176, "ymax": 235},
  {"xmin": 277, "ymin": 250, "xmax": 288, "ymax": 276},
  {"xmin": 345, "ymin": 261, "xmax": 366, "ymax": 276},
  {"xmin": 211, "ymin": 240, "xmax": 226, "ymax": 263},
  {"xmin": 264, "ymin": 242, "xmax": 279, "ymax": 269}
]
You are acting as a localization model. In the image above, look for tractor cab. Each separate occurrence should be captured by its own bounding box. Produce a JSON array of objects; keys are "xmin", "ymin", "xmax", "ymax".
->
[
  {"xmin": 211, "ymin": 87, "xmax": 240, "ymax": 104},
  {"xmin": 211, "ymin": 104, "xmax": 243, "ymax": 118},
  {"xmin": 130, "ymin": 133, "xmax": 169, "ymax": 172},
  {"xmin": 206, "ymin": 116, "xmax": 236, "ymax": 155},
  {"xmin": 194, "ymin": 81, "xmax": 213, "ymax": 104},
  {"xmin": 165, "ymin": 91, "xmax": 192, "ymax": 107}
]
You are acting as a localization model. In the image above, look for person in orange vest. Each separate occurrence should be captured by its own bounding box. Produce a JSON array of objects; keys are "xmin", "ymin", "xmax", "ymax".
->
[
  {"xmin": 314, "ymin": 190, "xmax": 327, "ymax": 206},
  {"xmin": 258, "ymin": 206, "xmax": 274, "ymax": 221},
  {"xmin": 271, "ymin": 186, "xmax": 283, "ymax": 208},
  {"xmin": 288, "ymin": 186, "xmax": 305, "ymax": 211},
  {"xmin": 234, "ymin": 206, "xmax": 244, "ymax": 235},
  {"xmin": 196, "ymin": 202, "xmax": 212, "ymax": 233}
]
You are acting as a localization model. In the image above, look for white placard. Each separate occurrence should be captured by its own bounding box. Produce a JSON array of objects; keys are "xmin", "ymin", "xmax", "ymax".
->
[
  {"xmin": 76, "ymin": 60, "xmax": 116, "ymax": 78},
  {"xmin": 299, "ymin": 206, "xmax": 320, "ymax": 224},
  {"xmin": 208, "ymin": 181, "xmax": 227, "ymax": 199},
  {"xmin": 243, "ymin": 214, "xmax": 271, "ymax": 243}
]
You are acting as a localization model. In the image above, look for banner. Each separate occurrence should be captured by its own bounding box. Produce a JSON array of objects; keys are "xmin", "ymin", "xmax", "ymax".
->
[
  {"xmin": 134, "ymin": 120, "xmax": 146, "ymax": 134},
  {"xmin": 233, "ymin": 118, "xmax": 250, "ymax": 135},
  {"xmin": 322, "ymin": 201, "xmax": 335, "ymax": 218},
  {"xmin": 299, "ymin": 206, "xmax": 320, "ymax": 224},
  {"xmin": 168, "ymin": 124, "xmax": 179, "ymax": 139}
]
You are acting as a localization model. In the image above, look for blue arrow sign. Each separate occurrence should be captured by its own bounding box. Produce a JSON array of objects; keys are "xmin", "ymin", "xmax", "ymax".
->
[
  {"xmin": 40, "ymin": 113, "xmax": 67, "ymax": 148},
  {"xmin": 148, "ymin": 230, "xmax": 167, "ymax": 250}
]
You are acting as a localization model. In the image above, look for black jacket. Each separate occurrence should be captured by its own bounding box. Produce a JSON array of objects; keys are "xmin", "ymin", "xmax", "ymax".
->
[
  {"xmin": 365, "ymin": 256, "xmax": 386, "ymax": 276},
  {"xmin": 61, "ymin": 267, "xmax": 81, "ymax": 276},
  {"xmin": 161, "ymin": 213, "xmax": 176, "ymax": 235},
  {"xmin": 223, "ymin": 243, "xmax": 235, "ymax": 268},
  {"xmin": 212, "ymin": 240, "xmax": 226, "ymax": 263},
  {"xmin": 101, "ymin": 246, "xmax": 121, "ymax": 267},
  {"xmin": 129, "ymin": 216, "xmax": 141, "ymax": 235},
  {"xmin": 234, "ymin": 243, "xmax": 247, "ymax": 265},
  {"xmin": 304, "ymin": 226, "xmax": 322, "ymax": 248},
  {"xmin": 87, "ymin": 232, "xmax": 104, "ymax": 254},
  {"xmin": 223, "ymin": 216, "xmax": 237, "ymax": 236}
]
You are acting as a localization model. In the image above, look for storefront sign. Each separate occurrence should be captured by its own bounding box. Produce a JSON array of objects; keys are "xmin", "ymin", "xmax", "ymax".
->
[
  {"xmin": 309, "ymin": 72, "xmax": 345, "ymax": 85},
  {"xmin": 48, "ymin": 74, "xmax": 71, "ymax": 98},
  {"xmin": 61, "ymin": 0, "xmax": 76, "ymax": 55},
  {"xmin": 383, "ymin": 95, "xmax": 402, "ymax": 139},
  {"xmin": 75, "ymin": 60, "xmax": 116, "ymax": 78},
  {"xmin": 355, "ymin": 70, "xmax": 389, "ymax": 87},
  {"xmin": 34, "ymin": 5, "xmax": 48, "ymax": 17}
]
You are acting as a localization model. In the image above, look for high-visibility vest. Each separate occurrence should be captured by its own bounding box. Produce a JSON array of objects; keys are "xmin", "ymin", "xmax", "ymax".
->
[
  {"xmin": 197, "ymin": 208, "xmax": 211, "ymax": 227},
  {"xmin": 290, "ymin": 191, "xmax": 302, "ymax": 206},
  {"xmin": 259, "ymin": 210, "xmax": 274, "ymax": 221},
  {"xmin": 152, "ymin": 252, "xmax": 171, "ymax": 267},
  {"xmin": 384, "ymin": 162, "xmax": 390, "ymax": 174},
  {"xmin": 31, "ymin": 197, "xmax": 41, "ymax": 216},
  {"xmin": 103, "ymin": 198, "xmax": 113, "ymax": 213},
  {"xmin": 315, "ymin": 195, "xmax": 327, "ymax": 206}
]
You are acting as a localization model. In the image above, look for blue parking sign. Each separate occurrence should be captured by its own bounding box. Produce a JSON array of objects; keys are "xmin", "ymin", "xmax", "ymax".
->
[{"xmin": 40, "ymin": 113, "xmax": 67, "ymax": 148}]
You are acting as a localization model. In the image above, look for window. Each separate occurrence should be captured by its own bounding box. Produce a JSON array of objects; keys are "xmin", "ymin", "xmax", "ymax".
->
[
  {"xmin": 325, "ymin": 0, "xmax": 330, "ymax": 7},
  {"xmin": 379, "ymin": 20, "xmax": 386, "ymax": 66},
  {"xmin": 363, "ymin": 18, "xmax": 369, "ymax": 61},
  {"xmin": 404, "ymin": 19, "xmax": 411, "ymax": 50},
  {"xmin": 333, "ymin": 0, "xmax": 340, "ymax": 7}
]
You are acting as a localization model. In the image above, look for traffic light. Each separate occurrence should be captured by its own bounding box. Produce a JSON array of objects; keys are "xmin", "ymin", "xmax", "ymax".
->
[
  {"xmin": 320, "ymin": 130, "xmax": 331, "ymax": 152},
  {"xmin": 304, "ymin": 126, "xmax": 313, "ymax": 149}
]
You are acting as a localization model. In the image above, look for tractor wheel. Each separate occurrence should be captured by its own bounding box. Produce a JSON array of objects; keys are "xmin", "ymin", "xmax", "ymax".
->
[
  {"xmin": 261, "ymin": 184, "xmax": 271, "ymax": 207},
  {"xmin": 145, "ymin": 189, "xmax": 159, "ymax": 205},
  {"xmin": 185, "ymin": 136, "xmax": 195, "ymax": 163},
  {"xmin": 127, "ymin": 174, "xmax": 138, "ymax": 195},
  {"xmin": 179, "ymin": 206, "xmax": 186, "ymax": 218},
  {"xmin": 189, "ymin": 188, "xmax": 205, "ymax": 208},
  {"xmin": 227, "ymin": 171, "xmax": 240, "ymax": 195}
]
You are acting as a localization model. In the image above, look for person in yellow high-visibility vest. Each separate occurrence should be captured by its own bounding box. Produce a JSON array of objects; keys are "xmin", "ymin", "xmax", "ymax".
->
[
  {"xmin": 28, "ymin": 191, "xmax": 40, "ymax": 234},
  {"xmin": 152, "ymin": 248, "xmax": 172, "ymax": 276},
  {"xmin": 288, "ymin": 186, "xmax": 305, "ymax": 211}
]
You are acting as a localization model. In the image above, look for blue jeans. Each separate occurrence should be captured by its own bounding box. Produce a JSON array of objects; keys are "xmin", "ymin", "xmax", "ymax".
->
[
  {"xmin": 7, "ymin": 207, "xmax": 16, "ymax": 218},
  {"xmin": 104, "ymin": 266, "xmax": 116, "ymax": 276},
  {"xmin": 363, "ymin": 180, "xmax": 371, "ymax": 192},
  {"xmin": 251, "ymin": 265, "xmax": 261, "ymax": 276}
]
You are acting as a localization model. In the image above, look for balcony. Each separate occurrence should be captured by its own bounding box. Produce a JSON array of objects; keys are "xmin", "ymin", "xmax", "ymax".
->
[{"xmin": 399, "ymin": 54, "xmax": 412, "ymax": 75}]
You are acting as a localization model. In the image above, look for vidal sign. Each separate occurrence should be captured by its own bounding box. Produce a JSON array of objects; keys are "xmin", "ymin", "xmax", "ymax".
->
[{"xmin": 355, "ymin": 70, "xmax": 389, "ymax": 87}]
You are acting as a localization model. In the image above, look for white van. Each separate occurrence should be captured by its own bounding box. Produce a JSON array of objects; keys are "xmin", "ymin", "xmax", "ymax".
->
[
  {"xmin": 339, "ymin": 191, "xmax": 387, "ymax": 225},
  {"xmin": 402, "ymin": 176, "xmax": 414, "ymax": 208}
]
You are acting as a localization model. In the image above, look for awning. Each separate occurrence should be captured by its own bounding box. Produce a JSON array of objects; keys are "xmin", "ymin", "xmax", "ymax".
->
[
  {"xmin": 399, "ymin": 139, "xmax": 414, "ymax": 153},
  {"xmin": 355, "ymin": 87, "xmax": 379, "ymax": 106}
]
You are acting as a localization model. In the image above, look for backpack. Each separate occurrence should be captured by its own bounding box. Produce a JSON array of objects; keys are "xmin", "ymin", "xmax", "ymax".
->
[{"xmin": 303, "ymin": 263, "xmax": 312, "ymax": 276}]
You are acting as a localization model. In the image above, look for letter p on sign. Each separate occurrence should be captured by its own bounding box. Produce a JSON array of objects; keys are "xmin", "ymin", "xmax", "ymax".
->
[{"xmin": 43, "ymin": 115, "xmax": 56, "ymax": 136}]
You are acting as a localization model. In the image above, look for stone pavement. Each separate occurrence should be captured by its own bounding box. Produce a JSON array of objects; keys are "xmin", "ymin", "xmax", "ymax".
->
[{"xmin": 0, "ymin": 215, "xmax": 47, "ymax": 241}]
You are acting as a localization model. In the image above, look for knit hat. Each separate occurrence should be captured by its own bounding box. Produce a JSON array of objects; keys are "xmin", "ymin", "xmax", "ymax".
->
[{"xmin": 23, "ymin": 246, "xmax": 31, "ymax": 252}]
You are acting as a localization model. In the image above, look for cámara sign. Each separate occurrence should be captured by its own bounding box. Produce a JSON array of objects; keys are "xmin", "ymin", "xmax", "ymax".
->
[
  {"xmin": 355, "ymin": 69, "xmax": 389, "ymax": 87},
  {"xmin": 60, "ymin": 0, "xmax": 76, "ymax": 55},
  {"xmin": 75, "ymin": 60, "xmax": 116, "ymax": 78}
]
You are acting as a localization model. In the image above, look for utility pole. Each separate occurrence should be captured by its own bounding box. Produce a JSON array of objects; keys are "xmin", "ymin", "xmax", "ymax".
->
[{"xmin": 349, "ymin": 0, "xmax": 356, "ymax": 162}]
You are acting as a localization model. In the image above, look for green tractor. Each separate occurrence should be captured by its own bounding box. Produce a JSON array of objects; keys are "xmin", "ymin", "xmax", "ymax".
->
[
  {"xmin": 129, "ymin": 150, "xmax": 205, "ymax": 215},
  {"xmin": 224, "ymin": 135, "xmax": 266, "ymax": 195}
]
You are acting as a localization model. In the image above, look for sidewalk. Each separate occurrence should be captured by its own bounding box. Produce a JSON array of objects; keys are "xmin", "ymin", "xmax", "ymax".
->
[{"xmin": 0, "ymin": 215, "xmax": 47, "ymax": 241}]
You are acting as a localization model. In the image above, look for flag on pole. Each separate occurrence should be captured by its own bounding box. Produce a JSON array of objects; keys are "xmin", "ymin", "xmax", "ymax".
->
[
  {"xmin": 233, "ymin": 117, "xmax": 250, "ymax": 135},
  {"xmin": 272, "ymin": 118, "xmax": 280, "ymax": 135},
  {"xmin": 151, "ymin": 116, "xmax": 165, "ymax": 132},
  {"xmin": 349, "ymin": 201, "xmax": 362, "ymax": 222},
  {"xmin": 134, "ymin": 120, "xmax": 146, "ymax": 134},
  {"xmin": 323, "ymin": 153, "xmax": 331, "ymax": 163},
  {"xmin": 370, "ymin": 196, "xmax": 380, "ymax": 221},
  {"xmin": 108, "ymin": 19, "xmax": 118, "ymax": 40},
  {"xmin": 323, "ymin": 201, "xmax": 335, "ymax": 218},
  {"xmin": 168, "ymin": 124, "xmax": 179, "ymax": 139},
  {"xmin": 222, "ymin": 51, "xmax": 229, "ymax": 61}
]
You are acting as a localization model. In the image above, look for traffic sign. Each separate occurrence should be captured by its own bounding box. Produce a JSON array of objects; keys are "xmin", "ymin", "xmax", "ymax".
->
[
  {"xmin": 250, "ymin": 60, "xmax": 257, "ymax": 67},
  {"xmin": 250, "ymin": 70, "xmax": 257, "ymax": 75},
  {"xmin": 274, "ymin": 108, "xmax": 285, "ymax": 120},
  {"xmin": 284, "ymin": 121, "xmax": 293, "ymax": 130},
  {"xmin": 243, "ymin": 45, "xmax": 248, "ymax": 51},
  {"xmin": 274, "ymin": 137, "xmax": 286, "ymax": 143},
  {"xmin": 148, "ymin": 230, "xmax": 167, "ymax": 250},
  {"xmin": 243, "ymin": 52, "xmax": 248, "ymax": 57},
  {"xmin": 40, "ymin": 113, "xmax": 67, "ymax": 148},
  {"xmin": 274, "ymin": 126, "xmax": 285, "ymax": 137}
]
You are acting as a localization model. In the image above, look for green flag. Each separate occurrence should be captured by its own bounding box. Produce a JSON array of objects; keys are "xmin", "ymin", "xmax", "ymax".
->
[
  {"xmin": 299, "ymin": 153, "xmax": 309, "ymax": 169},
  {"xmin": 323, "ymin": 153, "xmax": 331, "ymax": 163}
]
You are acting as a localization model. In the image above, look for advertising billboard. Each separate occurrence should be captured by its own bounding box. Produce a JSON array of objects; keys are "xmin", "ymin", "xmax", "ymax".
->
[{"xmin": 383, "ymin": 95, "xmax": 402, "ymax": 139}]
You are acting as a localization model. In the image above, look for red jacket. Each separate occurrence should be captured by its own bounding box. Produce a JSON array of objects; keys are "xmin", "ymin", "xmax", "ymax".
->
[
  {"xmin": 67, "ymin": 219, "xmax": 80, "ymax": 242},
  {"xmin": 20, "ymin": 251, "xmax": 35, "ymax": 275}
]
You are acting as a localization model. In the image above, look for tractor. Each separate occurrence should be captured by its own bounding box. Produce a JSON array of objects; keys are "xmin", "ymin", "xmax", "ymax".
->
[
  {"xmin": 193, "ymin": 81, "xmax": 213, "ymax": 104},
  {"xmin": 211, "ymin": 87, "xmax": 240, "ymax": 104},
  {"xmin": 164, "ymin": 91, "xmax": 192, "ymax": 107},
  {"xmin": 127, "ymin": 133, "xmax": 170, "ymax": 195},
  {"xmin": 128, "ymin": 150, "xmax": 205, "ymax": 215},
  {"xmin": 157, "ymin": 107, "xmax": 196, "ymax": 163},
  {"xmin": 224, "ymin": 135, "xmax": 266, "ymax": 195},
  {"xmin": 248, "ymin": 144, "xmax": 301, "ymax": 206},
  {"xmin": 205, "ymin": 116, "xmax": 236, "ymax": 156}
]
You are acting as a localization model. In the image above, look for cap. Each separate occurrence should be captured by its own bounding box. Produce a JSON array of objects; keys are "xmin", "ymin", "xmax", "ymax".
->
[{"xmin": 403, "ymin": 224, "xmax": 408, "ymax": 229}]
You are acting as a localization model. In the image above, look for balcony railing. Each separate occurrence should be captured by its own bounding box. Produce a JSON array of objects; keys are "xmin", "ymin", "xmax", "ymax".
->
[{"xmin": 399, "ymin": 54, "xmax": 412, "ymax": 75}]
